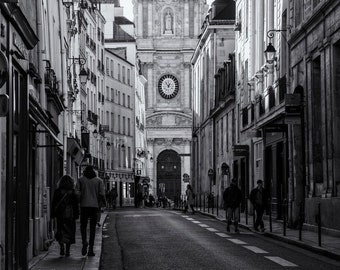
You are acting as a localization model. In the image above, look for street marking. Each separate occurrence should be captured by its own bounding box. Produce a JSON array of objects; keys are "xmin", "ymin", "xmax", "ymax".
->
[
  {"xmin": 206, "ymin": 228, "xmax": 218, "ymax": 232},
  {"xmin": 243, "ymin": 246, "xmax": 268, "ymax": 254},
  {"xmin": 186, "ymin": 218, "xmax": 195, "ymax": 221},
  {"xmin": 227, "ymin": 239, "xmax": 247, "ymax": 245},
  {"xmin": 264, "ymin": 256, "xmax": 298, "ymax": 267},
  {"xmin": 216, "ymin": 233, "xmax": 230, "ymax": 238},
  {"xmin": 182, "ymin": 215, "xmax": 189, "ymax": 218},
  {"xmin": 192, "ymin": 221, "xmax": 201, "ymax": 224},
  {"xmin": 198, "ymin": 224, "xmax": 209, "ymax": 227}
]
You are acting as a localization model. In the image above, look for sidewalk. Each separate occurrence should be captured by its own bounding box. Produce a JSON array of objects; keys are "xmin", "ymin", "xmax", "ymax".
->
[
  {"xmin": 185, "ymin": 206, "xmax": 340, "ymax": 261},
  {"xmin": 29, "ymin": 213, "xmax": 107, "ymax": 270}
]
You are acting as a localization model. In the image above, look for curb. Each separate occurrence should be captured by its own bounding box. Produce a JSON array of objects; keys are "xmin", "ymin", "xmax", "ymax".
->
[{"xmin": 175, "ymin": 208, "xmax": 340, "ymax": 261}]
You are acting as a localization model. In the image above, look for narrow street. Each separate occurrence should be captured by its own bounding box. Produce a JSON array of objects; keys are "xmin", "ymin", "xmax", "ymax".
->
[{"xmin": 100, "ymin": 208, "xmax": 340, "ymax": 270}]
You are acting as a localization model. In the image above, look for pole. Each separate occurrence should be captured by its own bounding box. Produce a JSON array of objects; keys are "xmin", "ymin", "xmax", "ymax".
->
[
  {"xmin": 299, "ymin": 201, "xmax": 303, "ymax": 241},
  {"xmin": 318, "ymin": 203, "xmax": 321, "ymax": 247},
  {"xmin": 283, "ymin": 199, "xmax": 287, "ymax": 236},
  {"xmin": 217, "ymin": 194, "xmax": 219, "ymax": 217},
  {"xmin": 245, "ymin": 197, "xmax": 248, "ymax": 225},
  {"xmin": 269, "ymin": 198, "xmax": 272, "ymax": 232}
]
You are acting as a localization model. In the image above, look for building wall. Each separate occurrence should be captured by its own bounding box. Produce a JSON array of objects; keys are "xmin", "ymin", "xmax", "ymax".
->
[{"xmin": 289, "ymin": 0, "xmax": 340, "ymax": 229}]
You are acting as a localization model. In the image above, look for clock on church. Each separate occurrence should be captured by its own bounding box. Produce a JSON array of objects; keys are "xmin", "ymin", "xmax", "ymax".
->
[{"xmin": 158, "ymin": 74, "xmax": 179, "ymax": 99}]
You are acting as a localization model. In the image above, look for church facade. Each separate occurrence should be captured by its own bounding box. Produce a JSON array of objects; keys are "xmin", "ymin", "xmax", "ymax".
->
[{"xmin": 134, "ymin": 0, "xmax": 208, "ymax": 199}]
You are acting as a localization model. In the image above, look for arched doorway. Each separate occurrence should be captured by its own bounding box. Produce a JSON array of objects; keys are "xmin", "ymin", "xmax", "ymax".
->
[{"xmin": 157, "ymin": 150, "xmax": 181, "ymax": 200}]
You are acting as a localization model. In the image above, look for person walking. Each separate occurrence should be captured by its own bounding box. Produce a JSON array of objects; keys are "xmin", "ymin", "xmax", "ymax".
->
[
  {"xmin": 223, "ymin": 178, "xmax": 242, "ymax": 233},
  {"xmin": 184, "ymin": 184, "xmax": 195, "ymax": 214},
  {"xmin": 249, "ymin": 179, "xmax": 269, "ymax": 232},
  {"xmin": 51, "ymin": 175, "xmax": 79, "ymax": 257},
  {"xmin": 76, "ymin": 165, "xmax": 105, "ymax": 256}
]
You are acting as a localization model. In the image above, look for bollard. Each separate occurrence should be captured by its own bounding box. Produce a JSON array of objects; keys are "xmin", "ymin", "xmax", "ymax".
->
[
  {"xmin": 203, "ymin": 194, "xmax": 206, "ymax": 213},
  {"xmin": 269, "ymin": 199, "xmax": 272, "ymax": 232},
  {"xmin": 245, "ymin": 197, "xmax": 248, "ymax": 225},
  {"xmin": 200, "ymin": 193, "xmax": 202, "ymax": 211},
  {"xmin": 253, "ymin": 204, "xmax": 256, "ymax": 228},
  {"xmin": 217, "ymin": 194, "xmax": 219, "ymax": 217},
  {"xmin": 318, "ymin": 203, "xmax": 321, "ymax": 247},
  {"xmin": 299, "ymin": 201, "xmax": 303, "ymax": 241},
  {"xmin": 283, "ymin": 199, "xmax": 287, "ymax": 236}
]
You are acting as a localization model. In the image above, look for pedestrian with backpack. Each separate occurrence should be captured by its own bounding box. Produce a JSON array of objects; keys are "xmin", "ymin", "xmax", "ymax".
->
[
  {"xmin": 223, "ymin": 178, "xmax": 242, "ymax": 233},
  {"xmin": 51, "ymin": 175, "xmax": 79, "ymax": 257}
]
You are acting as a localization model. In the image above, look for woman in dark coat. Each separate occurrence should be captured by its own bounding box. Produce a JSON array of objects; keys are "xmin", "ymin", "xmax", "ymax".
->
[{"xmin": 51, "ymin": 175, "xmax": 79, "ymax": 256}]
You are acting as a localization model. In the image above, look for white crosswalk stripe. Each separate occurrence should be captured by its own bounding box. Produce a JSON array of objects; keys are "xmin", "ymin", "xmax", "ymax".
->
[
  {"xmin": 243, "ymin": 246, "xmax": 268, "ymax": 254},
  {"xmin": 198, "ymin": 224, "xmax": 209, "ymax": 227},
  {"xmin": 227, "ymin": 239, "xmax": 247, "ymax": 245},
  {"xmin": 206, "ymin": 228, "xmax": 218, "ymax": 232},
  {"xmin": 215, "ymin": 233, "xmax": 230, "ymax": 238},
  {"xmin": 264, "ymin": 256, "xmax": 298, "ymax": 267},
  {"xmin": 192, "ymin": 221, "xmax": 201, "ymax": 224}
]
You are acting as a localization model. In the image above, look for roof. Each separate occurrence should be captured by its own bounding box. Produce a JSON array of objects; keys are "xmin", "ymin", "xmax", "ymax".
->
[
  {"xmin": 109, "ymin": 22, "xmax": 135, "ymax": 42},
  {"xmin": 115, "ymin": 16, "xmax": 134, "ymax": 25},
  {"xmin": 212, "ymin": 0, "xmax": 235, "ymax": 20}
]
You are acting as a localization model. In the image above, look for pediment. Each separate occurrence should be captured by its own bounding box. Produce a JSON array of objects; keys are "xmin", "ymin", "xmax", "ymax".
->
[{"xmin": 146, "ymin": 112, "xmax": 192, "ymax": 127}]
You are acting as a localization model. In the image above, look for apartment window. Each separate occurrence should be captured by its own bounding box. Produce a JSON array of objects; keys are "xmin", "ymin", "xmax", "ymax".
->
[
  {"xmin": 111, "ymin": 88, "xmax": 114, "ymax": 102},
  {"xmin": 127, "ymin": 95, "xmax": 130, "ymax": 108},
  {"xmin": 122, "ymin": 66, "xmax": 126, "ymax": 83},
  {"xmin": 242, "ymin": 107, "xmax": 248, "ymax": 127},
  {"xmin": 128, "ymin": 118, "xmax": 131, "ymax": 136},
  {"xmin": 122, "ymin": 116, "xmax": 126, "ymax": 135},
  {"xmin": 110, "ymin": 60, "xmax": 114, "ymax": 77},
  {"xmin": 127, "ymin": 69, "xmax": 130, "ymax": 85},
  {"xmin": 106, "ymin": 58, "xmax": 109, "ymax": 75},
  {"xmin": 106, "ymin": 111, "xmax": 109, "ymax": 126},
  {"xmin": 123, "ymin": 148, "xmax": 126, "ymax": 168},
  {"xmin": 111, "ymin": 113, "xmax": 114, "ymax": 131},
  {"xmin": 128, "ymin": 147, "xmax": 131, "ymax": 168},
  {"xmin": 106, "ymin": 86, "xmax": 109, "ymax": 100},
  {"xmin": 118, "ymin": 115, "xmax": 121, "ymax": 134},
  {"xmin": 123, "ymin": 93, "xmax": 126, "ymax": 107},
  {"xmin": 118, "ymin": 63, "xmax": 121, "ymax": 81},
  {"xmin": 220, "ymin": 119, "xmax": 223, "ymax": 155},
  {"xmin": 118, "ymin": 91, "xmax": 121, "ymax": 105}
]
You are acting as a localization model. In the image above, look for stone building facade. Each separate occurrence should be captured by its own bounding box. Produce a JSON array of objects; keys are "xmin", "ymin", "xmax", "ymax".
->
[
  {"xmin": 191, "ymin": 0, "xmax": 236, "ymax": 205},
  {"xmin": 288, "ymin": 0, "xmax": 340, "ymax": 230},
  {"xmin": 134, "ymin": 0, "xmax": 208, "ymax": 198}
]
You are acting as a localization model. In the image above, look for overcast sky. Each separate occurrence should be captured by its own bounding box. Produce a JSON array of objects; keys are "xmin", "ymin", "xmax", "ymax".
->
[{"xmin": 121, "ymin": 0, "xmax": 215, "ymax": 21}]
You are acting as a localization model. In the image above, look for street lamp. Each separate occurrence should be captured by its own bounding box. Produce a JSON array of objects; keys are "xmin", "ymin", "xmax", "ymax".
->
[
  {"xmin": 79, "ymin": 67, "xmax": 88, "ymax": 85},
  {"xmin": 62, "ymin": 0, "xmax": 73, "ymax": 8},
  {"xmin": 264, "ymin": 42, "xmax": 276, "ymax": 64},
  {"xmin": 106, "ymin": 142, "xmax": 111, "ymax": 150},
  {"xmin": 93, "ymin": 129, "xmax": 98, "ymax": 138},
  {"xmin": 264, "ymin": 29, "xmax": 287, "ymax": 64}
]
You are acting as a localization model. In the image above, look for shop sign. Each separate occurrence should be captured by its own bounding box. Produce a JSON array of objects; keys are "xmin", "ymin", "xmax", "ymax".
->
[
  {"xmin": 233, "ymin": 145, "xmax": 249, "ymax": 156},
  {"xmin": 13, "ymin": 32, "xmax": 28, "ymax": 60}
]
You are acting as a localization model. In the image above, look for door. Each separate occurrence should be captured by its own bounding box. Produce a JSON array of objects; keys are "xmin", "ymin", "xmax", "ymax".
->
[{"xmin": 157, "ymin": 150, "xmax": 181, "ymax": 200}]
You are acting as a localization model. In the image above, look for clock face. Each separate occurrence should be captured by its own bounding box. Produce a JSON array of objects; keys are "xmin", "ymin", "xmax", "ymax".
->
[{"xmin": 158, "ymin": 74, "xmax": 179, "ymax": 99}]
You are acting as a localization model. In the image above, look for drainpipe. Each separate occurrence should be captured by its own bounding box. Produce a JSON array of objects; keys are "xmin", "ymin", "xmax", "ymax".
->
[{"xmin": 58, "ymin": 0, "xmax": 68, "ymax": 175}]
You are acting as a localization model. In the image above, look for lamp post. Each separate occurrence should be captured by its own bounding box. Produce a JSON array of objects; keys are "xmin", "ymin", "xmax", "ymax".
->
[
  {"xmin": 264, "ymin": 29, "xmax": 287, "ymax": 65},
  {"xmin": 62, "ymin": 0, "xmax": 73, "ymax": 8}
]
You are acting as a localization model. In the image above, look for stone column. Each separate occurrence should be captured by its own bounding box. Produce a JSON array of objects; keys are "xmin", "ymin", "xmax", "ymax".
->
[
  {"xmin": 184, "ymin": 0, "xmax": 189, "ymax": 37},
  {"xmin": 146, "ymin": 63, "xmax": 154, "ymax": 109},
  {"xmin": 137, "ymin": 1, "xmax": 143, "ymax": 37},
  {"xmin": 148, "ymin": 1, "xmax": 153, "ymax": 37}
]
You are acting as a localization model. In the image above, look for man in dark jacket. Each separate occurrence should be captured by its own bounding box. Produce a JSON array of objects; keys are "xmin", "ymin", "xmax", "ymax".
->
[
  {"xmin": 249, "ymin": 179, "xmax": 269, "ymax": 232},
  {"xmin": 223, "ymin": 178, "xmax": 242, "ymax": 233},
  {"xmin": 76, "ymin": 165, "xmax": 105, "ymax": 256}
]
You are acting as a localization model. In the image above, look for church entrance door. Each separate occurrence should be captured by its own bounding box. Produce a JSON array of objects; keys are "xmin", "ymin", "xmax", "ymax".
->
[{"xmin": 157, "ymin": 150, "xmax": 181, "ymax": 201}]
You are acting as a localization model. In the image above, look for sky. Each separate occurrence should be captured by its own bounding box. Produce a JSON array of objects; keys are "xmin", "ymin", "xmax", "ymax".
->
[{"xmin": 121, "ymin": 0, "xmax": 214, "ymax": 22}]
